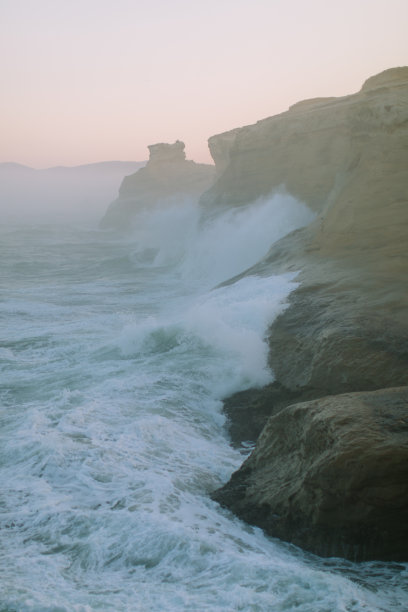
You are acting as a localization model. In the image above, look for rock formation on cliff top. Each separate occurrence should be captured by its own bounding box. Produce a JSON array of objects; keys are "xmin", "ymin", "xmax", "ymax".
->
[
  {"xmin": 208, "ymin": 67, "xmax": 408, "ymax": 561},
  {"xmin": 100, "ymin": 141, "xmax": 215, "ymax": 229}
]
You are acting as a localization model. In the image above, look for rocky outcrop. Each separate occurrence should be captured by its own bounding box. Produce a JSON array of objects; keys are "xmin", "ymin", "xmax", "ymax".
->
[
  {"xmin": 209, "ymin": 68, "xmax": 408, "ymax": 560},
  {"xmin": 100, "ymin": 141, "xmax": 215, "ymax": 229},
  {"xmin": 202, "ymin": 67, "xmax": 408, "ymax": 243},
  {"xmin": 221, "ymin": 243, "xmax": 408, "ymax": 450},
  {"xmin": 213, "ymin": 387, "xmax": 408, "ymax": 561},
  {"xmin": 214, "ymin": 68, "xmax": 408, "ymax": 445},
  {"xmin": 267, "ymin": 261, "xmax": 408, "ymax": 396}
]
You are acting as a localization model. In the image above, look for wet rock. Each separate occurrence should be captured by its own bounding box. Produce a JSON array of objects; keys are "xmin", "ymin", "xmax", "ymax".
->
[
  {"xmin": 213, "ymin": 387, "xmax": 408, "ymax": 561},
  {"xmin": 222, "ymin": 382, "xmax": 316, "ymax": 447},
  {"xmin": 208, "ymin": 68, "xmax": 408, "ymax": 561}
]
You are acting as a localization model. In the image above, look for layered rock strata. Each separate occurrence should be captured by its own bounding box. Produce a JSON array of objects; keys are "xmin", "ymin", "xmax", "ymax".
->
[
  {"xmin": 208, "ymin": 67, "xmax": 408, "ymax": 560},
  {"xmin": 101, "ymin": 141, "xmax": 215, "ymax": 229}
]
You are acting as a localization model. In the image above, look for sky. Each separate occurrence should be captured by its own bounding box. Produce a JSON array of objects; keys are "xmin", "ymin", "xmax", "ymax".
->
[{"xmin": 1, "ymin": 0, "xmax": 407, "ymax": 168}]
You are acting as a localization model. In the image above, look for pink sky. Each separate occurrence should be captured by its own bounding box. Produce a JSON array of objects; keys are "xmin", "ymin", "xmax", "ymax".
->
[{"xmin": 1, "ymin": 0, "xmax": 407, "ymax": 168}]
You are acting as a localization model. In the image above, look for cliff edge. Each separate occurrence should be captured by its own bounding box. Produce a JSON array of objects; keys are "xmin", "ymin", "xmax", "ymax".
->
[
  {"xmin": 100, "ymin": 141, "xmax": 215, "ymax": 229},
  {"xmin": 208, "ymin": 67, "xmax": 408, "ymax": 561}
]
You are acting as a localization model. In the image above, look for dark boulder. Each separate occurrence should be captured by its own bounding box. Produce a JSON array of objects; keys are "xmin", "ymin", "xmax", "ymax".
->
[{"xmin": 213, "ymin": 387, "xmax": 408, "ymax": 561}]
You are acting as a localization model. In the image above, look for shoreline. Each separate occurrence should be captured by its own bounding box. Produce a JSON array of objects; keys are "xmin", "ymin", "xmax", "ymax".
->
[{"xmin": 214, "ymin": 235, "xmax": 408, "ymax": 561}]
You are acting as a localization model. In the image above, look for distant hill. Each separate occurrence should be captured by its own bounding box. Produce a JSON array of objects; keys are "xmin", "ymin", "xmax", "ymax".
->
[{"xmin": 0, "ymin": 160, "xmax": 146, "ymax": 222}]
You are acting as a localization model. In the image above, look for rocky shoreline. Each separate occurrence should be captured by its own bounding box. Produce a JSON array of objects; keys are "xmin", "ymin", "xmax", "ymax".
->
[
  {"xmin": 100, "ymin": 67, "xmax": 408, "ymax": 561},
  {"xmin": 214, "ymin": 245, "xmax": 408, "ymax": 561},
  {"xmin": 208, "ymin": 67, "xmax": 408, "ymax": 561}
]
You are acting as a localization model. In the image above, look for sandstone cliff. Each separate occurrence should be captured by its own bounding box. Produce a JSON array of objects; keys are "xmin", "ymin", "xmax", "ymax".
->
[
  {"xmin": 203, "ymin": 67, "xmax": 408, "ymax": 259},
  {"xmin": 100, "ymin": 141, "xmax": 215, "ymax": 229},
  {"xmin": 207, "ymin": 66, "xmax": 408, "ymax": 413},
  {"xmin": 209, "ymin": 67, "xmax": 408, "ymax": 561}
]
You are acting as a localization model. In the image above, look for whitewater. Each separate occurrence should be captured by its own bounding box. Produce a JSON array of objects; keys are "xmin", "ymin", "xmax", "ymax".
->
[{"xmin": 0, "ymin": 195, "xmax": 407, "ymax": 611}]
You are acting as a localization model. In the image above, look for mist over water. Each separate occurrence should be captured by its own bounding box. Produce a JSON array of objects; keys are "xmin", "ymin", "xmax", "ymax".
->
[
  {"xmin": 0, "ymin": 195, "xmax": 406, "ymax": 611},
  {"xmin": 0, "ymin": 162, "xmax": 144, "ymax": 223},
  {"xmin": 125, "ymin": 193, "xmax": 314, "ymax": 286}
]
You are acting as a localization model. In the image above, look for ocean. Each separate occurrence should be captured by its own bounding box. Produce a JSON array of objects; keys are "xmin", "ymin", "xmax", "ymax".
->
[{"xmin": 0, "ymin": 195, "xmax": 406, "ymax": 611}]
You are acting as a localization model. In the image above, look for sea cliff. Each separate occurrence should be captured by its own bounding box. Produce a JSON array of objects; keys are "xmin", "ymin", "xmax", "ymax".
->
[
  {"xmin": 207, "ymin": 67, "xmax": 408, "ymax": 561},
  {"xmin": 100, "ymin": 141, "xmax": 215, "ymax": 229}
]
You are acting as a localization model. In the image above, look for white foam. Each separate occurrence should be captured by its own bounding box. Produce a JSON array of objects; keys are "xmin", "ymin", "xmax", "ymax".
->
[
  {"xmin": 1, "ymin": 216, "xmax": 405, "ymax": 612},
  {"xmin": 124, "ymin": 191, "xmax": 314, "ymax": 286},
  {"xmin": 113, "ymin": 272, "xmax": 297, "ymax": 398},
  {"xmin": 112, "ymin": 191, "xmax": 310, "ymax": 395},
  {"xmin": 127, "ymin": 197, "xmax": 201, "ymax": 268},
  {"xmin": 181, "ymin": 192, "xmax": 315, "ymax": 285}
]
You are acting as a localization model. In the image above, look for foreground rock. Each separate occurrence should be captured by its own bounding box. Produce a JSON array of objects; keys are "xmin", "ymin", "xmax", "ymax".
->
[
  {"xmin": 213, "ymin": 387, "xmax": 408, "ymax": 561},
  {"xmin": 100, "ymin": 141, "xmax": 215, "ymax": 229}
]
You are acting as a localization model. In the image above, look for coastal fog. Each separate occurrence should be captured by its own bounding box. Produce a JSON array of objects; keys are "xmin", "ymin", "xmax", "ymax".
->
[{"xmin": 0, "ymin": 161, "xmax": 144, "ymax": 224}]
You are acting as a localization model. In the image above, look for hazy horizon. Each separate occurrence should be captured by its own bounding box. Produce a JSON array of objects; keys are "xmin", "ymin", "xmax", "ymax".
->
[
  {"xmin": 0, "ymin": 160, "xmax": 147, "ymax": 171},
  {"xmin": 0, "ymin": 160, "xmax": 146, "ymax": 222},
  {"xmin": 1, "ymin": 0, "xmax": 407, "ymax": 168}
]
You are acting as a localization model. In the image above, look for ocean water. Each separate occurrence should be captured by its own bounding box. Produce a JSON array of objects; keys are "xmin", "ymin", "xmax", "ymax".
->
[{"xmin": 0, "ymin": 195, "xmax": 406, "ymax": 611}]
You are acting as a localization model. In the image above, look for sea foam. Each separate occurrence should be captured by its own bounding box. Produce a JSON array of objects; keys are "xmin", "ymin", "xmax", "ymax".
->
[{"xmin": 1, "ymin": 199, "xmax": 405, "ymax": 611}]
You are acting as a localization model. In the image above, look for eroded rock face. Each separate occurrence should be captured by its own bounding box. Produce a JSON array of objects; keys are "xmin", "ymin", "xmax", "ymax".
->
[
  {"xmin": 100, "ymin": 141, "xmax": 215, "ymax": 229},
  {"xmin": 213, "ymin": 388, "xmax": 408, "ymax": 561},
  {"xmin": 202, "ymin": 67, "xmax": 408, "ymax": 259},
  {"xmin": 210, "ymin": 68, "xmax": 408, "ymax": 561},
  {"xmin": 266, "ymin": 257, "xmax": 408, "ymax": 397},
  {"xmin": 215, "ymin": 69, "xmax": 408, "ymax": 447}
]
